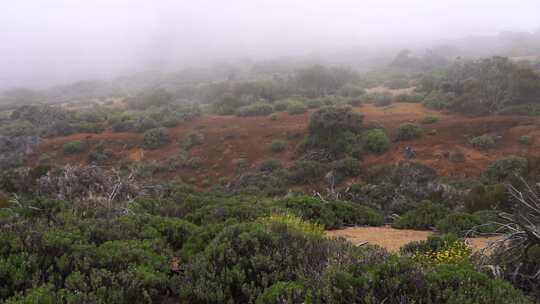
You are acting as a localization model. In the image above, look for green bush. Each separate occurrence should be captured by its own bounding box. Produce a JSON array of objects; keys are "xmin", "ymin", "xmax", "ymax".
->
[
  {"xmin": 288, "ymin": 161, "xmax": 327, "ymax": 184},
  {"xmin": 421, "ymin": 116, "xmax": 439, "ymax": 124},
  {"xmin": 0, "ymin": 120, "xmax": 37, "ymax": 136},
  {"xmin": 287, "ymin": 101, "xmax": 307, "ymax": 115},
  {"xmin": 436, "ymin": 211, "xmax": 499, "ymax": 236},
  {"xmin": 183, "ymin": 131, "xmax": 205, "ymax": 150},
  {"xmin": 236, "ymin": 102, "xmax": 274, "ymax": 117},
  {"xmin": 481, "ymin": 156, "xmax": 528, "ymax": 184},
  {"xmin": 365, "ymin": 129, "xmax": 391, "ymax": 153},
  {"xmin": 271, "ymin": 140, "xmax": 287, "ymax": 153},
  {"xmin": 373, "ymin": 94, "xmax": 393, "ymax": 107},
  {"xmin": 331, "ymin": 157, "xmax": 361, "ymax": 178},
  {"xmin": 142, "ymin": 128, "xmax": 170, "ymax": 149},
  {"xmin": 470, "ymin": 134, "xmax": 496, "ymax": 150},
  {"xmin": 63, "ymin": 140, "xmax": 87, "ymax": 155},
  {"xmin": 71, "ymin": 122, "xmax": 105, "ymax": 134},
  {"xmin": 465, "ymin": 183, "xmax": 506, "ymax": 212},
  {"xmin": 273, "ymin": 100, "xmax": 289, "ymax": 112},
  {"xmin": 392, "ymin": 200, "xmax": 449, "ymax": 229},
  {"xmin": 396, "ymin": 123, "xmax": 423, "ymax": 141},
  {"xmin": 519, "ymin": 135, "xmax": 533, "ymax": 145}
]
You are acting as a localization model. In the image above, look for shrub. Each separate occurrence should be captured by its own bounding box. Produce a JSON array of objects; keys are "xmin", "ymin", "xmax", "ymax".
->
[
  {"xmin": 392, "ymin": 200, "xmax": 449, "ymax": 229},
  {"xmin": 373, "ymin": 94, "xmax": 393, "ymax": 107},
  {"xmin": 469, "ymin": 134, "xmax": 496, "ymax": 150},
  {"xmin": 401, "ymin": 234, "xmax": 462, "ymax": 255},
  {"xmin": 271, "ymin": 140, "xmax": 287, "ymax": 153},
  {"xmin": 63, "ymin": 140, "xmax": 87, "ymax": 155},
  {"xmin": 0, "ymin": 192, "xmax": 10, "ymax": 208},
  {"xmin": 365, "ymin": 129, "xmax": 391, "ymax": 153},
  {"xmin": 519, "ymin": 135, "xmax": 533, "ymax": 145},
  {"xmin": 331, "ymin": 157, "xmax": 361, "ymax": 179},
  {"xmin": 258, "ymin": 159, "xmax": 283, "ymax": 172},
  {"xmin": 288, "ymin": 161, "xmax": 327, "ymax": 184},
  {"xmin": 72, "ymin": 122, "xmax": 105, "ymax": 134},
  {"xmin": 236, "ymin": 102, "xmax": 274, "ymax": 117},
  {"xmin": 142, "ymin": 128, "xmax": 170, "ymax": 149},
  {"xmin": 464, "ymin": 183, "xmax": 506, "ymax": 212},
  {"xmin": 269, "ymin": 113, "xmax": 278, "ymax": 121},
  {"xmin": 421, "ymin": 116, "xmax": 439, "ymax": 124},
  {"xmin": 111, "ymin": 119, "xmax": 135, "ymax": 132},
  {"xmin": 0, "ymin": 120, "xmax": 36, "ymax": 136},
  {"xmin": 287, "ymin": 101, "xmax": 307, "ymax": 115},
  {"xmin": 481, "ymin": 156, "xmax": 528, "ymax": 184},
  {"xmin": 396, "ymin": 123, "xmax": 423, "ymax": 141},
  {"xmin": 134, "ymin": 116, "xmax": 158, "ymax": 132},
  {"xmin": 435, "ymin": 212, "xmax": 483, "ymax": 236},
  {"xmin": 302, "ymin": 106, "xmax": 363, "ymax": 159},
  {"xmin": 273, "ymin": 100, "xmax": 289, "ymax": 112},
  {"xmin": 183, "ymin": 131, "xmax": 205, "ymax": 150}
]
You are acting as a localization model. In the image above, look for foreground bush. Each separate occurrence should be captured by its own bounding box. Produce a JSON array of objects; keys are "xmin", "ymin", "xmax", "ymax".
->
[
  {"xmin": 396, "ymin": 123, "xmax": 423, "ymax": 140},
  {"xmin": 142, "ymin": 128, "xmax": 170, "ymax": 149},
  {"xmin": 63, "ymin": 140, "xmax": 87, "ymax": 155},
  {"xmin": 364, "ymin": 129, "xmax": 391, "ymax": 153},
  {"xmin": 392, "ymin": 200, "xmax": 449, "ymax": 229},
  {"xmin": 470, "ymin": 134, "xmax": 496, "ymax": 150},
  {"xmin": 236, "ymin": 102, "xmax": 274, "ymax": 117},
  {"xmin": 481, "ymin": 156, "xmax": 528, "ymax": 184}
]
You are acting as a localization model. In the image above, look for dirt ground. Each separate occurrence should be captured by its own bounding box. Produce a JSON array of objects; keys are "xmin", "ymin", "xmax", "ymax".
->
[
  {"xmin": 326, "ymin": 226, "xmax": 502, "ymax": 253},
  {"xmin": 29, "ymin": 102, "xmax": 540, "ymax": 186}
]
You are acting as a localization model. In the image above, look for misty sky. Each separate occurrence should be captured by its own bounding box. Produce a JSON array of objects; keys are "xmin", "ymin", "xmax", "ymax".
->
[{"xmin": 1, "ymin": 0, "xmax": 540, "ymax": 89}]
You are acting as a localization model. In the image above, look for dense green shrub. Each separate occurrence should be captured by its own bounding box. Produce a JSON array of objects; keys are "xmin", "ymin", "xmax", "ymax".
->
[
  {"xmin": 301, "ymin": 106, "xmax": 363, "ymax": 159},
  {"xmin": 288, "ymin": 161, "xmax": 327, "ymax": 184},
  {"xmin": 331, "ymin": 157, "xmax": 361, "ymax": 179},
  {"xmin": 111, "ymin": 119, "xmax": 135, "ymax": 132},
  {"xmin": 258, "ymin": 159, "xmax": 283, "ymax": 172},
  {"xmin": 271, "ymin": 139, "xmax": 287, "ymax": 153},
  {"xmin": 142, "ymin": 128, "xmax": 170, "ymax": 149},
  {"xmin": 71, "ymin": 122, "xmax": 105, "ymax": 134},
  {"xmin": 63, "ymin": 140, "xmax": 87, "ymax": 155},
  {"xmin": 275, "ymin": 196, "xmax": 383, "ymax": 228},
  {"xmin": 421, "ymin": 116, "xmax": 439, "ymax": 124},
  {"xmin": 0, "ymin": 120, "xmax": 37, "ymax": 136},
  {"xmin": 373, "ymin": 93, "xmax": 393, "ymax": 107},
  {"xmin": 134, "ymin": 116, "xmax": 159, "ymax": 133},
  {"xmin": 400, "ymin": 234, "xmax": 461, "ymax": 255},
  {"xmin": 365, "ymin": 129, "xmax": 391, "ymax": 153},
  {"xmin": 273, "ymin": 100, "xmax": 289, "ymax": 112},
  {"xmin": 236, "ymin": 102, "xmax": 274, "ymax": 117},
  {"xmin": 519, "ymin": 135, "xmax": 533, "ymax": 145},
  {"xmin": 287, "ymin": 101, "xmax": 308, "ymax": 115},
  {"xmin": 183, "ymin": 131, "xmax": 205, "ymax": 150},
  {"xmin": 396, "ymin": 123, "xmax": 423, "ymax": 141},
  {"xmin": 436, "ymin": 211, "xmax": 499, "ymax": 236},
  {"xmin": 392, "ymin": 200, "xmax": 449, "ymax": 229},
  {"xmin": 470, "ymin": 134, "xmax": 496, "ymax": 150},
  {"xmin": 465, "ymin": 183, "xmax": 506, "ymax": 212},
  {"xmin": 481, "ymin": 156, "xmax": 528, "ymax": 184}
]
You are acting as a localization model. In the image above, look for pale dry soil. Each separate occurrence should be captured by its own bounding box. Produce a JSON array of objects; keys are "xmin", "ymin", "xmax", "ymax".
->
[{"xmin": 326, "ymin": 226, "xmax": 502, "ymax": 253}]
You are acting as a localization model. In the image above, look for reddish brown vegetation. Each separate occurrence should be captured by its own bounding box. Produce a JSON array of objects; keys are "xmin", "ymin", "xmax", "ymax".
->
[{"xmin": 28, "ymin": 103, "xmax": 540, "ymax": 185}]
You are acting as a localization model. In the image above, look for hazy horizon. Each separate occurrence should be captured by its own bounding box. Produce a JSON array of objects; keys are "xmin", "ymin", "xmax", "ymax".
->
[{"xmin": 2, "ymin": 0, "xmax": 540, "ymax": 90}]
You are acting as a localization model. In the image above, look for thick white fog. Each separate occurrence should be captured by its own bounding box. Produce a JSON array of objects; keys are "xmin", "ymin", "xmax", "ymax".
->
[{"xmin": 1, "ymin": 0, "xmax": 540, "ymax": 89}]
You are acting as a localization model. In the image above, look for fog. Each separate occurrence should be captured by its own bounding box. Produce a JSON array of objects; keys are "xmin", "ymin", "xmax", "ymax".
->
[{"xmin": 1, "ymin": 0, "xmax": 540, "ymax": 89}]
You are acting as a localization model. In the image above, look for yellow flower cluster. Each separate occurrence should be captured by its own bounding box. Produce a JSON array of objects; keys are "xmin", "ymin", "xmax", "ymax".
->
[{"xmin": 413, "ymin": 240, "xmax": 472, "ymax": 265}]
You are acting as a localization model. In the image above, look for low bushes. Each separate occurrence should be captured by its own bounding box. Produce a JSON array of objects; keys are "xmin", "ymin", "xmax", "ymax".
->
[
  {"xmin": 396, "ymin": 123, "xmax": 423, "ymax": 141},
  {"xmin": 435, "ymin": 211, "xmax": 498, "ymax": 236},
  {"xmin": 63, "ymin": 140, "xmax": 87, "ymax": 155},
  {"xmin": 392, "ymin": 200, "xmax": 449, "ymax": 229},
  {"xmin": 287, "ymin": 101, "xmax": 307, "ymax": 115},
  {"xmin": 288, "ymin": 161, "xmax": 326, "ymax": 184},
  {"xmin": 421, "ymin": 116, "xmax": 439, "ymax": 124},
  {"xmin": 364, "ymin": 129, "xmax": 391, "ymax": 153},
  {"xmin": 481, "ymin": 156, "xmax": 528, "ymax": 184},
  {"xmin": 470, "ymin": 134, "xmax": 496, "ymax": 150},
  {"xmin": 142, "ymin": 128, "xmax": 170, "ymax": 149},
  {"xmin": 464, "ymin": 183, "xmax": 506, "ymax": 212},
  {"xmin": 183, "ymin": 131, "xmax": 205, "ymax": 150},
  {"xmin": 236, "ymin": 102, "xmax": 274, "ymax": 117},
  {"xmin": 330, "ymin": 157, "xmax": 361, "ymax": 179},
  {"xmin": 271, "ymin": 140, "xmax": 287, "ymax": 153}
]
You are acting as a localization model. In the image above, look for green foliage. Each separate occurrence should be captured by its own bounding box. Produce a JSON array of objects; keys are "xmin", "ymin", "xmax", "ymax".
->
[
  {"xmin": 421, "ymin": 115, "xmax": 439, "ymax": 124},
  {"xmin": 0, "ymin": 120, "xmax": 37, "ymax": 136},
  {"xmin": 465, "ymin": 183, "xmax": 507, "ymax": 212},
  {"xmin": 287, "ymin": 101, "xmax": 308, "ymax": 115},
  {"xmin": 396, "ymin": 123, "xmax": 423, "ymax": 140},
  {"xmin": 392, "ymin": 200, "xmax": 449, "ymax": 229},
  {"xmin": 271, "ymin": 139, "xmax": 287, "ymax": 153},
  {"xmin": 288, "ymin": 161, "xmax": 327, "ymax": 184},
  {"xmin": 183, "ymin": 131, "xmax": 205, "ymax": 150},
  {"xmin": 331, "ymin": 157, "xmax": 361, "ymax": 179},
  {"xmin": 470, "ymin": 134, "xmax": 496, "ymax": 150},
  {"xmin": 236, "ymin": 102, "xmax": 274, "ymax": 117},
  {"xmin": 519, "ymin": 135, "xmax": 534, "ymax": 145},
  {"xmin": 62, "ymin": 140, "xmax": 87, "ymax": 155},
  {"xmin": 275, "ymin": 196, "xmax": 383, "ymax": 229},
  {"xmin": 436, "ymin": 211, "xmax": 499, "ymax": 236},
  {"xmin": 364, "ymin": 129, "xmax": 391, "ymax": 153},
  {"xmin": 127, "ymin": 88, "xmax": 174, "ymax": 110},
  {"xmin": 302, "ymin": 106, "xmax": 363, "ymax": 159},
  {"xmin": 142, "ymin": 128, "xmax": 170, "ymax": 149},
  {"xmin": 481, "ymin": 156, "xmax": 528, "ymax": 184}
]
